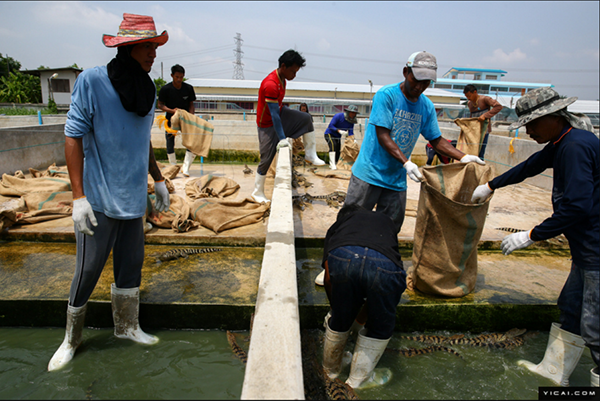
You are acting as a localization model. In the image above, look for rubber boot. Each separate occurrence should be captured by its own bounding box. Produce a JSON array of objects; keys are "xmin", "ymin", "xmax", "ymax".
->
[
  {"xmin": 167, "ymin": 153, "xmax": 177, "ymax": 166},
  {"xmin": 346, "ymin": 328, "xmax": 392, "ymax": 389},
  {"xmin": 591, "ymin": 367, "xmax": 599, "ymax": 387},
  {"xmin": 303, "ymin": 131, "xmax": 325, "ymax": 166},
  {"xmin": 111, "ymin": 284, "xmax": 158, "ymax": 345},
  {"xmin": 48, "ymin": 304, "xmax": 87, "ymax": 371},
  {"xmin": 517, "ymin": 322, "xmax": 585, "ymax": 386},
  {"xmin": 315, "ymin": 270, "xmax": 325, "ymax": 286},
  {"xmin": 329, "ymin": 151, "xmax": 337, "ymax": 170},
  {"xmin": 251, "ymin": 173, "xmax": 269, "ymax": 203},
  {"xmin": 181, "ymin": 151, "xmax": 196, "ymax": 177},
  {"xmin": 323, "ymin": 319, "xmax": 351, "ymax": 379}
]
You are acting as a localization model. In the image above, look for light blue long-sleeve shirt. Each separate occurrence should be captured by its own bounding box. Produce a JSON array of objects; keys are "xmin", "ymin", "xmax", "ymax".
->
[{"xmin": 65, "ymin": 66, "xmax": 154, "ymax": 219}]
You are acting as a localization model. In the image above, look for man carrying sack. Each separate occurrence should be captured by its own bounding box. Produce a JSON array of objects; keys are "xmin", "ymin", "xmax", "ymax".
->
[
  {"xmin": 48, "ymin": 13, "xmax": 170, "ymax": 372},
  {"xmin": 471, "ymin": 87, "xmax": 598, "ymax": 387}
]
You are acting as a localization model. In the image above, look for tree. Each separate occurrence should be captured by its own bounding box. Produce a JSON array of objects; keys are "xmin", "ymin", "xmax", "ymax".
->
[
  {"xmin": 0, "ymin": 53, "xmax": 21, "ymax": 79},
  {"xmin": 154, "ymin": 77, "xmax": 167, "ymax": 97},
  {"xmin": 0, "ymin": 72, "xmax": 42, "ymax": 103}
]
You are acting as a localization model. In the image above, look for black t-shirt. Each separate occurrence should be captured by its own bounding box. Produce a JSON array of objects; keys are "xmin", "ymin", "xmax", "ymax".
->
[
  {"xmin": 322, "ymin": 208, "xmax": 403, "ymax": 269},
  {"xmin": 158, "ymin": 82, "xmax": 197, "ymax": 121}
]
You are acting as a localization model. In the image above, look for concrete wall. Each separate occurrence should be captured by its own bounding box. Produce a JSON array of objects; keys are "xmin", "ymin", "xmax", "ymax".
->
[{"xmin": 0, "ymin": 123, "xmax": 66, "ymax": 176}]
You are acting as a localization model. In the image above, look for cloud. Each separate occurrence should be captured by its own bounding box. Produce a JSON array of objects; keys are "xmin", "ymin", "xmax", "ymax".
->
[
  {"xmin": 484, "ymin": 48, "xmax": 527, "ymax": 64},
  {"xmin": 529, "ymin": 38, "xmax": 540, "ymax": 45}
]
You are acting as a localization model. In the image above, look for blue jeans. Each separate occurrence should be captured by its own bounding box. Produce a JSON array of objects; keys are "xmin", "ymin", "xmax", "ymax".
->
[
  {"xmin": 327, "ymin": 246, "xmax": 406, "ymax": 340},
  {"xmin": 557, "ymin": 263, "xmax": 599, "ymax": 367}
]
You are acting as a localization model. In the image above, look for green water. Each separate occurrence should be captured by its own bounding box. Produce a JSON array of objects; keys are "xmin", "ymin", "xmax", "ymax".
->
[{"xmin": 0, "ymin": 328, "xmax": 246, "ymax": 400}]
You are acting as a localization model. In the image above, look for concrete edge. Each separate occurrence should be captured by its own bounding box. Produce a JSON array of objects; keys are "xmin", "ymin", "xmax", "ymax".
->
[{"xmin": 241, "ymin": 149, "xmax": 304, "ymax": 400}]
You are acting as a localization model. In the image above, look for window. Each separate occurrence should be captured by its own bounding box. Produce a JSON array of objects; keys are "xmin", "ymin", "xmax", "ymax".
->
[
  {"xmin": 491, "ymin": 86, "xmax": 509, "ymax": 92},
  {"xmin": 452, "ymin": 84, "xmax": 465, "ymax": 90},
  {"xmin": 51, "ymin": 79, "xmax": 70, "ymax": 93},
  {"xmin": 509, "ymin": 88, "xmax": 525, "ymax": 93},
  {"xmin": 232, "ymin": 101, "xmax": 254, "ymax": 110},
  {"xmin": 434, "ymin": 84, "xmax": 452, "ymax": 89}
]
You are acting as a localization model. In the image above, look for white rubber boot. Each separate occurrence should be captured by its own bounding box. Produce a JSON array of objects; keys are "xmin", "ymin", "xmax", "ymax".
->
[
  {"xmin": 48, "ymin": 304, "xmax": 87, "ymax": 371},
  {"xmin": 323, "ymin": 318, "xmax": 351, "ymax": 379},
  {"xmin": 167, "ymin": 153, "xmax": 177, "ymax": 166},
  {"xmin": 517, "ymin": 323, "xmax": 585, "ymax": 386},
  {"xmin": 251, "ymin": 173, "xmax": 270, "ymax": 203},
  {"xmin": 591, "ymin": 367, "xmax": 599, "ymax": 387},
  {"xmin": 329, "ymin": 152, "xmax": 337, "ymax": 170},
  {"xmin": 346, "ymin": 328, "xmax": 392, "ymax": 389},
  {"xmin": 181, "ymin": 151, "xmax": 196, "ymax": 177},
  {"xmin": 111, "ymin": 284, "xmax": 158, "ymax": 345},
  {"xmin": 315, "ymin": 270, "xmax": 325, "ymax": 286},
  {"xmin": 303, "ymin": 131, "xmax": 325, "ymax": 166}
]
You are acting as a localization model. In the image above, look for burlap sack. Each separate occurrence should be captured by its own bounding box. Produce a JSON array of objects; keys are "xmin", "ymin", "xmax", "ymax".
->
[
  {"xmin": 336, "ymin": 139, "xmax": 360, "ymax": 170},
  {"xmin": 29, "ymin": 163, "xmax": 70, "ymax": 179},
  {"xmin": 454, "ymin": 118, "xmax": 489, "ymax": 156},
  {"xmin": 147, "ymin": 194, "xmax": 199, "ymax": 233},
  {"xmin": 185, "ymin": 174, "xmax": 240, "ymax": 200},
  {"xmin": 160, "ymin": 164, "xmax": 181, "ymax": 180},
  {"xmin": 408, "ymin": 163, "xmax": 494, "ymax": 298},
  {"xmin": 0, "ymin": 197, "xmax": 25, "ymax": 230},
  {"xmin": 170, "ymin": 109, "xmax": 214, "ymax": 158},
  {"xmin": 0, "ymin": 174, "xmax": 71, "ymax": 197},
  {"xmin": 16, "ymin": 191, "xmax": 73, "ymax": 224},
  {"xmin": 189, "ymin": 197, "xmax": 270, "ymax": 234}
]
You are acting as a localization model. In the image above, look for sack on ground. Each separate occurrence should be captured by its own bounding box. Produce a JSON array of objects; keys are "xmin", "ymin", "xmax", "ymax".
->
[
  {"xmin": 147, "ymin": 194, "xmax": 199, "ymax": 233},
  {"xmin": 454, "ymin": 118, "xmax": 488, "ymax": 157},
  {"xmin": 409, "ymin": 163, "xmax": 494, "ymax": 298},
  {"xmin": 185, "ymin": 174, "xmax": 240, "ymax": 200},
  {"xmin": 16, "ymin": 191, "xmax": 73, "ymax": 225},
  {"xmin": 189, "ymin": 197, "xmax": 270, "ymax": 233},
  {"xmin": 29, "ymin": 163, "xmax": 70, "ymax": 179},
  {"xmin": 0, "ymin": 174, "xmax": 71, "ymax": 197}
]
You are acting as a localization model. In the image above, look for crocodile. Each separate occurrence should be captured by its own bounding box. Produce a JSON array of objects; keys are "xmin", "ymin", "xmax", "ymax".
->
[
  {"xmin": 448, "ymin": 328, "xmax": 527, "ymax": 347},
  {"xmin": 226, "ymin": 330, "xmax": 248, "ymax": 364},
  {"xmin": 243, "ymin": 164, "xmax": 254, "ymax": 175},
  {"xmin": 292, "ymin": 191, "xmax": 347, "ymax": 210},
  {"xmin": 292, "ymin": 168, "xmax": 313, "ymax": 189},
  {"xmin": 157, "ymin": 247, "xmax": 222, "ymax": 262},
  {"xmin": 400, "ymin": 334, "xmax": 465, "ymax": 344},
  {"xmin": 385, "ymin": 346, "xmax": 463, "ymax": 359}
]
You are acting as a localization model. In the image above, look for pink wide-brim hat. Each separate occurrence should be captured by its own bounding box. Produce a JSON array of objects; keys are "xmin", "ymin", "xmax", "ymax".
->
[{"xmin": 102, "ymin": 13, "xmax": 168, "ymax": 48}]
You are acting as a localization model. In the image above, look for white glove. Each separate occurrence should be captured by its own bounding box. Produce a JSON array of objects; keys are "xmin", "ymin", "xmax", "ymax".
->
[
  {"xmin": 471, "ymin": 183, "xmax": 494, "ymax": 203},
  {"xmin": 460, "ymin": 154, "xmax": 486, "ymax": 165},
  {"xmin": 72, "ymin": 197, "xmax": 97, "ymax": 236},
  {"xmin": 276, "ymin": 138, "xmax": 290, "ymax": 150},
  {"xmin": 338, "ymin": 129, "xmax": 348, "ymax": 137},
  {"xmin": 501, "ymin": 230, "xmax": 534, "ymax": 255},
  {"xmin": 404, "ymin": 160, "xmax": 423, "ymax": 183},
  {"xmin": 154, "ymin": 180, "xmax": 170, "ymax": 213}
]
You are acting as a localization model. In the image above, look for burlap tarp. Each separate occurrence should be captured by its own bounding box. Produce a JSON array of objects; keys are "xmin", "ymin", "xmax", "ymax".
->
[
  {"xmin": 408, "ymin": 162, "xmax": 494, "ymax": 298},
  {"xmin": 170, "ymin": 109, "xmax": 214, "ymax": 158},
  {"xmin": 147, "ymin": 194, "xmax": 199, "ymax": 233},
  {"xmin": 189, "ymin": 197, "xmax": 270, "ymax": 234},
  {"xmin": 16, "ymin": 191, "xmax": 73, "ymax": 224},
  {"xmin": 454, "ymin": 118, "xmax": 489, "ymax": 156},
  {"xmin": 185, "ymin": 174, "xmax": 240, "ymax": 200},
  {"xmin": 0, "ymin": 174, "xmax": 72, "ymax": 196},
  {"xmin": 29, "ymin": 163, "xmax": 70, "ymax": 179}
]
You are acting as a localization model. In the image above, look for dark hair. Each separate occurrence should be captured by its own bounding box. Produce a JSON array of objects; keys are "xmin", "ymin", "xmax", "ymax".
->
[
  {"xmin": 278, "ymin": 50, "xmax": 306, "ymax": 68},
  {"xmin": 299, "ymin": 103, "xmax": 309, "ymax": 113},
  {"xmin": 463, "ymin": 84, "xmax": 477, "ymax": 94},
  {"xmin": 336, "ymin": 203, "xmax": 365, "ymax": 221},
  {"xmin": 171, "ymin": 64, "xmax": 185, "ymax": 75}
]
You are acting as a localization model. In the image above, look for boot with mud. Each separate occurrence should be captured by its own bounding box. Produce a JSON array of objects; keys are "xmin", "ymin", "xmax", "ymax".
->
[
  {"xmin": 345, "ymin": 328, "xmax": 392, "ymax": 389},
  {"xmin": 323, "ymin": 317, "xmax": 351, "ymax": 379},
  {"xmin": 48, "ymin": 303, "xmax": 87, "ymax": 371},
  {"xmin": 111, "ymin": 284, "xmax": 158, "ymax": 345}
]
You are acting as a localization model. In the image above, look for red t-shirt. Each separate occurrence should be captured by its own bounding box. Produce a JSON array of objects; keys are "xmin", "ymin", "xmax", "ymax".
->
[{"xmin": 257, "ymin": 69, "xmax": 285, "ymax": 128}]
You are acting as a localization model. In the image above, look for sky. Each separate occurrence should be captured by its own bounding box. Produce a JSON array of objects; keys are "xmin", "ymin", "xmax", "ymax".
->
[{"xmin": 1, "ymin": 1, "xmax": 599, "ymax": 100}]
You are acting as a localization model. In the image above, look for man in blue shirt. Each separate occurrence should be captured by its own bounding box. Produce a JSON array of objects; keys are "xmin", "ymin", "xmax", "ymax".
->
[
  {"xmin": 347, "ymin": 51, "xmax": 484, "ymax": 233},
  {"xmin": 48, "ymin": 13, "xmax": 171, "ymax": 372},
  {"xmin": 471, "ymin": 87, "xmax": 599, "ymax": 387},
  {"xmin": 324, "ymin": 105, "xmax": 358, "ymax": 170}
]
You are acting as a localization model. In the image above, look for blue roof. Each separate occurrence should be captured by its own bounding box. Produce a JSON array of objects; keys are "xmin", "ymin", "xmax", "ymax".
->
[
  {"xmin": 443, "ymin": 67, "xmax": 508, "ymax": 78},
  {"xmin": 436, "ymin": 77, "xmax": 553, "ymax": 88}
]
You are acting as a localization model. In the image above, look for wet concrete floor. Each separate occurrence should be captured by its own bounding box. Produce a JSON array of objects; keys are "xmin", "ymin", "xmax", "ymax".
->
[{"xmin": 0, "ymin": 161, "xmax": 571, "ymax": 332}]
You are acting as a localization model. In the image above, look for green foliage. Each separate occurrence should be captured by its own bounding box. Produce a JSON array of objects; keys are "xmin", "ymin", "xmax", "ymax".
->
[
  {"xmin": 37, "ymin": 65, "xmax": 50, "ymax": 70},
  {"xmin": 154, "ymin": 77, "xmax": 167, "ymax": 97},
  {"xmin": 0, "ymin": 54, "xmax": 21, "ymax": 79},
  {"xmin": 47, "ymin": 98, "xmax": 58, "ymax": 114},
  {"xmin": 69, "ymin": 63, "xmax": 80, "ymax": 69},
  {"xmin": 0, "ymin": 107, "xmax": 62, "ymax": 115},
  {"xmin": 0, "ymin": 72, "xmax": 42, "ymax": 103}
]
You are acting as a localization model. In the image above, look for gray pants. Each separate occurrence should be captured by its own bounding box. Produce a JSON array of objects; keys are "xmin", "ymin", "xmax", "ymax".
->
[
  {"xmin": 345, "ymin": 174, "xmax": 407, "ymax": 234},
  {"xmin": 257, "ymin": 106, "xmax": 314, "ymax": 175},
  {"xmin": 68, "ymin": 211, "xmax": 145, "ymax": 307}
]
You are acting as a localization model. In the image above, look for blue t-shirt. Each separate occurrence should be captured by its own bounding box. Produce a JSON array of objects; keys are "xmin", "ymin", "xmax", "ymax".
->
[
  {"xmin": 352, "ymin": 83, "xmax": 441, "ymax": 191},
  {"xmin": 65, "ymin": 66, "xmax": 154, "ymax": 219},
  {"xmin": 324, "ymin": 112, "xmax": 354, "ymax": 138}
]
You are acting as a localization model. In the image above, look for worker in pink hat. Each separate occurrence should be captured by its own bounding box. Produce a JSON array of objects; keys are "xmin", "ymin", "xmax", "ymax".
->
[{"xmin": 48, "ymin": 13, "xmax": 170, "ymax": 372}]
